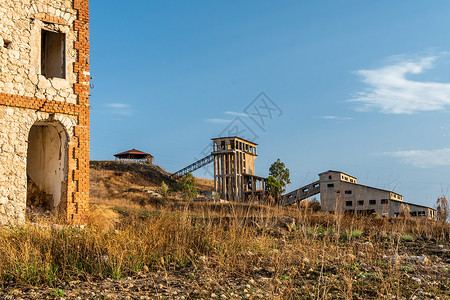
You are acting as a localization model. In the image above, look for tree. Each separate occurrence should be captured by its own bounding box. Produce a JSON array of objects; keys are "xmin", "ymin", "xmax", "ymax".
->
[
  {"xmin": 265, "ymin": 175, "xmax": 283, "ymax": 200},
  {"xmin": 178, "ymin": 172, "xmax": 198, "ymax": 201},
  {"xmin": 436, "ymin": 196, "xmax": 449, "ymax": 222},
  {"xmin": 265, "ymin": 159, "xmax": 291, "ymax": 201},
  {"xmin": 269, "ymin": 158, "xmax": 291, "ymax": 188}
]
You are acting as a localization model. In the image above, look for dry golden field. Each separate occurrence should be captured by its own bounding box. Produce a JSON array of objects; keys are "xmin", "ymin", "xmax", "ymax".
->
[{"xmin": 0, "ymin": 161, "xmax": 448, "ymax": 299}]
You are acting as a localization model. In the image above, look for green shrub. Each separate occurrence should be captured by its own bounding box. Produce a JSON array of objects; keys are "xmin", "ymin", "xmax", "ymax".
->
[
  {"xmin": 401, "ymin": 234, "xmax": 414, "ymax": 242},
  {"xmin": 400, "ymin": 266, "xmax": 413, "ymax": 272},
  {"xmin": 49, "ymin": 288, "xmax": 66, "ymax": 297},
  {"xmin": 351, "ymin": 230, "xmax": 363, "ymax": 238},
  {"xmin": 177, "ymin": 173, "xmax": 198, "ymax": 200}
]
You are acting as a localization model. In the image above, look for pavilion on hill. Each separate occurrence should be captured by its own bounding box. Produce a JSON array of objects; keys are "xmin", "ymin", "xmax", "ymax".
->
[{"xmin": 113, "ymin": 149, "xmax": 153, "ymax": 165}]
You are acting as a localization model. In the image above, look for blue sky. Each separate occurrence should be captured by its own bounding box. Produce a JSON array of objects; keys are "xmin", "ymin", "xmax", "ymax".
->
[{"xmin": 90, "ymin": 0, "xmax": 450, "ymax": 207}]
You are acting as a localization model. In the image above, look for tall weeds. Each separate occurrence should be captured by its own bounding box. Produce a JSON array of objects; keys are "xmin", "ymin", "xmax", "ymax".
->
[{"xmin": 0, "ymin": 201, "xmax": 448, "ymax": 299}]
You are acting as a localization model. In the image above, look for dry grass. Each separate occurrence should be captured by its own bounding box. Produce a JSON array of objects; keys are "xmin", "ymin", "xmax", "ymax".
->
[
  {"xmin": 88, "ymin": 204, "xmax": 120, "ymax": 233},
  {"xmin": 2, "ymin": 162, "xmax": 448, "ymax": 298},
  {"xmin": 194, "ymin": 177, "xmax": 214, "ymax": 191},
  {"xmin": 0, "ymin": 199, "xmax": 448, "ymax": 299}
]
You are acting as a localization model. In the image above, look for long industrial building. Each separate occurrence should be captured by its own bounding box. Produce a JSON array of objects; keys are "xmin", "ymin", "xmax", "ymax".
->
[{"xmin": 283, "ymin": 170, "xmax": 436, "ymax": 219}]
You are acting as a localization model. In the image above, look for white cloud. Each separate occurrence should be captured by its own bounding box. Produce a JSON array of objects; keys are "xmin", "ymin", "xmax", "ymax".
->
[
  {"xmin": 205, "ymin": 118, "xmax": 232, "ymax": 124},
  {"xmin": 105, "ymin": 103, "xmax": 132, "ymax": 115},
  {"xmin": 385, "ymin": 148, "xmax": 450, "ymax": 168},
  {"xmin": 351, "ymin": 54, "xmax": 450, "ymax": 114},
  {"xmin": 224, "ymin": 111, "xmax": 249, "ymax": 117},
  {"xmin": 317, "ymin": 115, "xmax": 353, "ymax": 120},
  {"xmin": 205, "ymin": 111, "xmax": 249, "ymax": 123}
]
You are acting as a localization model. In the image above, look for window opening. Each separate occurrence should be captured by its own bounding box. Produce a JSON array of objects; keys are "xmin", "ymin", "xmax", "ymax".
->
[{"xmin": 41, "ymin": 29, "xmax": 66, "ymax": 79}]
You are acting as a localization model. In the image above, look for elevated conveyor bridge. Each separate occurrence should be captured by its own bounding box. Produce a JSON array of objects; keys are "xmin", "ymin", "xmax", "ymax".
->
[
  {"xmin": 172, "ymin": 154, "xmax": 214, "ymax": 177},
  {"xmin": 282, "ymin": 180, "xmax": 320, "ymax": 206}
]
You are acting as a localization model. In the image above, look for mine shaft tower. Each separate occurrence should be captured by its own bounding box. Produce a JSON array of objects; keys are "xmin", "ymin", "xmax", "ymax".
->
[{"xmin": 212, "ymin": 137, "xmax": 265, "ymax": 201}]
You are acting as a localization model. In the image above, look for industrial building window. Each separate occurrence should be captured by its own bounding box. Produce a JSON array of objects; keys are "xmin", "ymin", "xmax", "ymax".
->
[
  {"xmin": 344, "ymin": 190, "xmax": 352, "ymax": 194},
  {"xmin": 327, "ymin": 183, "xmax": 334, "ymax": 188},
  {"xmin": 410, "ymin": 211, "xmax": 417, "ymax": 217},
  {"xmin": 369, "ymin": 200, "xmax": 376, "ymax": 205},
  {"xmin": 41, "ymin": 29, "xmax": 66, "ymax": 79},
  {"xmin": 328, "ymin": 175, "xmax": 332, "ymax": 180},
  {"xmin": 357, "ymin": 200, "xmax": 364, "ymax": 206},
  {"xmin": 345, "ymin": 201, "xmax": 352, "ymax": 207},
  {"xmin": 418, "ymin": 211, "xmax": 425, "ymax": 216},
  {"xmin": 381, "ymin": 199, "xmax": 388, "ymax": 204}
]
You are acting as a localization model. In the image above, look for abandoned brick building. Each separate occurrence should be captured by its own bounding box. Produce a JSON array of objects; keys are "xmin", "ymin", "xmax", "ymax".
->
[{"xmin": 0, "ymin": 0, "xmax": 90, "ymax": 225}]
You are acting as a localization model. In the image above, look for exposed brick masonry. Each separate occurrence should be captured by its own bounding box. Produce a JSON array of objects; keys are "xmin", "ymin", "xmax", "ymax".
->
[{"xmin": 0, "ymin": 0, "xmax": 90, "ymax": 225}]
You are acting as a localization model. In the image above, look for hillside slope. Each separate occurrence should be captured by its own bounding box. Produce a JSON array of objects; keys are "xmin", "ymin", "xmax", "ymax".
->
[{"xmin": 90, "ymin": 161, "xmax": 214, "ymax": 202}]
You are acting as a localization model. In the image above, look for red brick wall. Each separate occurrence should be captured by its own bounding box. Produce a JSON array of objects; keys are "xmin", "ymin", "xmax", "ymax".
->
[
  {"xmin": 0, "ymin": 0, "xmax": 90, "ymax": 225},
  {"xmin": 68, "ymin": 0, "xmax": 90, "ymax": 225}
]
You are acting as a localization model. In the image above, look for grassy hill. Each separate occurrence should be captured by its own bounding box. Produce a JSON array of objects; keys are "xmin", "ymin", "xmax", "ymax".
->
[{"xmin": 90, "ymin": 160, "xmax": 213, "ymax": 203}]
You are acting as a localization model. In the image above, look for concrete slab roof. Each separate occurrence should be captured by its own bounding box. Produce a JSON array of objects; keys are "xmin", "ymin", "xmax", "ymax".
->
[
  {"xmin": 211, "ymin": 136, "xmax": 258, "ymax": 146},
  {"xmin": 318, "ymin": 170, "xmax": 357, "ymax": 179},
  {"xmin": 390, "ymin": 199, "xmax": 435, "ymax": 211},
  {"xmin": 343, "ymin": 181, "xmax": 403, "ymax": 196}
]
